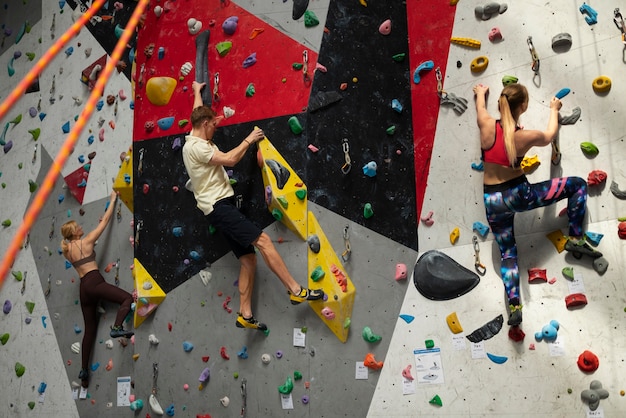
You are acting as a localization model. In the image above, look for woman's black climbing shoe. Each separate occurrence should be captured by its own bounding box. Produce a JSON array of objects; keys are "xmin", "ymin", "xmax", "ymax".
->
[{"xmin": 564, "ymin": 239, "xmax": 603, "ymax": 258}]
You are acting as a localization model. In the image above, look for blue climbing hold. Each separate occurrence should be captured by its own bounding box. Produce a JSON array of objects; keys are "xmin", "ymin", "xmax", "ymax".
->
[
  {"xmin": 237, "ymin": 345, "xmax": 249, "ymax": 359},
  {"xmin": 65, "ymin": 260, "xmax": 72, "ymax": 269},
  {"xmin": 486, "ymin": 352, "xmax": 508, "ymax": 364},
  {"xmin": 182, "ymin": 341, "xmax": 194, "ymax": 352},
  {"xmin": 172, "ymin": 227, "xmax": 183, "ymax": 237},
  {"xmin": 39, "ymin": 112, "xmax": 46, "ymax": 121},
  {"xmin": 362, "ymin": 161, "xmax": 377, "ymax": 177},
  {"xmin": 555, "ymin": 88, "xmax": 570, "ymax": 99},
  {"xmin": 77, "ymin": 179, "xmax": 87, "ymax": 188},
  {"xmin": 399, "ymin": 314, "xmax": 415, "ymax": 324},
  {"xmin": 471, "ymin": 161, "xmax": 484, "ymax": 171},
  {"xmin": 413, "ymin": 60, "xmax": 434, "ymax": 84},
  {"xmin": 74, "ymin": 324, "xmax": 82, "ymax": 334},
  {"xmin": 96, "ymin": 100, "xmax": 104, "ymax": 111},
  {"xmin": 391, "ymin": 99, "xmax": 403, "ymax": 113},
  {"xmin": 91, "ymin": 362, "xmax": 100, "ymax": 372},
  {"xmin": 157, "ymin": 116, "xmax": 175, "ymax": 131},
  {"xmin": 472, "ymin": 221, "xmax": 490, "ymax": 237},
  {"xmin": 584, "ymin": 231, "xmax": 603, "ymax": 246},
  {"xmin": 58, "ymin": 194, "xmax": 65, "ymax": 203},
  {"xmin": 88, "ymin": 135, "xmax": 94, "ymax": 144},
  {"xmin": 78, "ymin": 155, "xmax": 85, "ymax": 163},
  {"xmin": 62, "ymin": 121, "xmax": 70, "ymax": 133},
  {"xmin": 189, "ymin": 250, "xmax": 201, "ymax": 261},
  {"xmin": 64, "ymin": 46, "xmax": 73, "ymax": 56}
]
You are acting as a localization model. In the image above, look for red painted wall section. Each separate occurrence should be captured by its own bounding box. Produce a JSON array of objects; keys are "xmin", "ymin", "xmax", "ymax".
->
[
  {"xmin": 133, "ymin": 1, "xmax": 318, "ymax": 142},
  {"xmin": 406, "ymin": 2, "xmax": 457, "ymax": 220}
]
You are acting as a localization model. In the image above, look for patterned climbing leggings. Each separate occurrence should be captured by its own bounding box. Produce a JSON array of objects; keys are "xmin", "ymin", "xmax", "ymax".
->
[
  {"xmin": 80, "ymin": 270, "xmax": 133, "ymax": 369},
  {"xmin": 483, "ymin": 175, "xmax": 587, "ymax": 303}
]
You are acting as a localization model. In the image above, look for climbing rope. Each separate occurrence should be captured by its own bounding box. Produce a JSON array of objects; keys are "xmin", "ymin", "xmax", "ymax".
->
[{"xmin": 0, "ymin": 0, "xmax": 151, "ymax": 287}]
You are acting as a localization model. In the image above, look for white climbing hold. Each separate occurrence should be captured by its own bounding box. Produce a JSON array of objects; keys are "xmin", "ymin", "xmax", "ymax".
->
[
  {"xmin": 105, "ymin": 339, "xmax": 114, "ymax": 349},
  {"xmin": 148, "ymin": 334, "xmax": 160, "ymax": 345},
  {"xmin": 180, "ymin": 62, "xmax": 193, "ymax": 76},
  {"xmin": 149, "ymin": 394, "xmax": 164, "ymax": 415},
  {"xmin": 220, "ymin": 396, "xmax": 230, "ymax": 407},
  {"xmin": 71, "ymin": 342, "xmax": 81, "ymax": 354},
  {"xmin": 142, "ymin": 281, "xmax": 153, "ymax": 290},
  {"xmin": 187, "ymin": 18, "xmax": 203, "ymax": 35},
  {"xmin": 261, "ymin": 353, "xmax": 271, "ymax": 364},
  {"xmin": 154, "ymin": 6, "xmax": 163, "ymax": 18},
  {"xmin": 199, "ymin": 270, "xmax": 212, "ymax": 286},
  {"xmin": 223, "ymin": 106, "xmax": 235, "ymax": 118}
]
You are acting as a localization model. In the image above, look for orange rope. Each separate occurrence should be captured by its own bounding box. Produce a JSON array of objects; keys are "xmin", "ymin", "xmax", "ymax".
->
[{"xmin": 0, "ymin": 0, "xmax": 150, "ymax": 286}]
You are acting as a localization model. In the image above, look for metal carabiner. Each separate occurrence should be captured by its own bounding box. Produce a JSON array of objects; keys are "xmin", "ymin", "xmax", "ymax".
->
[
  {"xmin": 138, "ymin": 148, "xmax": 145, "ymax": 176},
  {"xmin": 213, "ymin": 72, "xmax": 220, "ymax": 103},
  {"xmin": 341, "ymin": 225, "xmax": 351, "ymax": 262},
  {"xmin": 435, "ymin": 67, "xmax": 444, "ymax": 97},
  {"xmin": 472, "ymin": 235, "xmax": 486, "ymax": 276},
  {"xmin": 615, "ymin": 8, "xmax": 626, "ymax": 44},
  {"xmin": 527, "ymin": 36, "xmax": 540, "ymax": 74},
  {"xmin": 302, "ymin": 50, "xmax": 311, "ymax": 86},
  {"xmin": 341, "ymin": 138, "xmax": 351, "ymax": 174}
]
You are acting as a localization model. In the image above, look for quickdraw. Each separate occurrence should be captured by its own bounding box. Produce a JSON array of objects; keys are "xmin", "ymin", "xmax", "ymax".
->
[
  {"xmin": 341, "ymin": 225, "xmax": 352, "ymax": 262},
  {"xmin": 302, "ymin": 50, "xmax": 311, "ymax": 86},
  {"xmin": 473, "ymin": 235, "xmax": 486, "ymax": 276},
  {"xmin": 527, "ymin": 36, "xmax": 540, "ymax": 74},
  {"xmin": 213, "ymin": 72, "xmax": 220, "ymax": 103},
  {"xmin": 49, "ymin": 216, "xmax": 56, "ymax": 240},
  {"xmin": 341, "ymin": 138, "xmax": 351, "ymax": 174},
  {"xmin": 615, "ymin": 8, "xmax": 626, "ymax": 44},
  {"xmin": 240, "ymin": 377, "xmax": 247, "ymax": 417},
  {"xmin": 435, "ymin": 67, "xmax": 444, "ymax": 97},
  {"xmin": 138, "ymin": 148, "xmax": 145, "ymax": 176},
  {"xmin": 134, "ymin": 220, "xmax": 143, "ymax": 249},
  {"xmin": 114, "ymin": 258, "xmax": 121, "ymax": 286}
]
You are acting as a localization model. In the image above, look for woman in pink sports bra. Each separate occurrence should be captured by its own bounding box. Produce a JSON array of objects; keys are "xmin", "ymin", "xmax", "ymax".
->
[
  {"xmin": 473, "ymin": 83, "xmax": 601, "ymax": 327},
  {"xmin": 61, "ymin": 191, "xmax": 134, "ymax": 388}
]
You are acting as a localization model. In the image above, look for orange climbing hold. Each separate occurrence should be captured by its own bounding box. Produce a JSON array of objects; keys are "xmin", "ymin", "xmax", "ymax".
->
[
  {"xmin": 364, "ymin": 353, "xmax": 384, "ymax": 370},
  {"xmin": 249, "ymin": 28, "xmax": 264, "ymax": 39},
  {"xmin": 330, "ymin": 264, "xmax": 348, "ymax": 292}
]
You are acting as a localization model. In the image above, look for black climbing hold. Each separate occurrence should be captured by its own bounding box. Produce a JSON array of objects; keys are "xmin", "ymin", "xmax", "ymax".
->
[
  {"xmin": 265, "ymin": 159, "xmax": 290, "ymax": 190},
  {"xmin": 413, "ymin": 250, "xmax": 480, "ymax": 300},
  {"xmin": 195, "ymin": 30, "xmax": 212, "ymax": 106},
  {"xmin": 308, "ymin": 91, "xmax": 343, "ymax": 113},
  {"xmin": 307, "ymin": 234, "xmax": 320, "ymax": 253},
  {"xmin": 466, "ymin": 314, "xmax": 504, "ymax": 343},
  {"xmin": 293, "ymin": 0, "xmax": 309, "ymax": 20}
]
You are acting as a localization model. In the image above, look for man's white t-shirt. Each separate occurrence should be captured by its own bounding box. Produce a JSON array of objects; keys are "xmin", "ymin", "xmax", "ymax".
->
[{"xmin": 182, "ymin": 135, "xmax": 234, "ymax": 215}]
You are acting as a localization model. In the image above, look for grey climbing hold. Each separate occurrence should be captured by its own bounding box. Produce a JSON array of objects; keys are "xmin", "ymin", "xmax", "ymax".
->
[
  {"xmin": 592, "ymin": 257, "xmax": 609, "ymax": 275},
  {"xmin": 581, "ymin": 380, "xmax": 609, "ymax": 411},
  {"xmin": 307, "ymin": 235, "xmax": 320, "ymax": 253},
  {"xmin": 610, "ymin": 181, "xmax": 626, "ymax": 199},
  {"xmin": 558, "ymin": 106, "xmax": 581, "ymax": 125},
  {"xmin": 265, "ymin": 159, "xmax": 290, "ymax": 189},
  {"xmin": 551, "ymin": 33, "xmax": 572, "ymax": 51},
  {"xmin": 440, "ymin": 92, "xmax": 468, "ymax": 114}
]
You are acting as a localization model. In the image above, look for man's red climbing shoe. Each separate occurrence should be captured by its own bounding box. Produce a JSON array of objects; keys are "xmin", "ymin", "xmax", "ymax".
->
[
  {"xmin": 79, "ymin": 369, "xmax": 90, "ymax": 388},
  {"xmin": 236, "ymin": 313, "xmax": 268, "ymax": 331},
  {"xmin": 110, "ymin": 325, "xmax": 134, "ymax": 339},
  {"xmin": 564, "ymin": 238, "xmax": 603, "ymax": 259},
  {"xmin": 289, "ymin": 287, "xmax": 325, "ymax": 305}
]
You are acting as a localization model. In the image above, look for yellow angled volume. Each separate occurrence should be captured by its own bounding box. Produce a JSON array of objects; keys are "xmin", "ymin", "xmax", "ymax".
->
[
  {"xmin": 451, "ymin": 37, "xmax": 481, "ymax": 48},
  {"xmin": 446, "ymin": 312, "xmax": 463, "ymax": 334}
]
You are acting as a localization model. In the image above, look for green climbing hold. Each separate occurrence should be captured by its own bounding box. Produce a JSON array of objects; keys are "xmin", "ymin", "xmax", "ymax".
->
[
  {"xmin": 114, "ymin": 24, "xmax": 124, "ymax": 39},
  {"xmin": 215, "ymin": 41, "xmax": 232, "ymax": 57},
  {"xmin": 386, "ymin": 125, "xmax": 396, "ymax": 135},
  {"xmin": 15, "ymin": 362, "xmax": 26, "ymax": 377},
  {"xmin": 26, "ymin": 52, "xmax": 35, "ymax": 61},
  {"xmin": 392, "ymin": 53, "xmax": 406, "ymax": 62},
  {"xmin": 292, "ymin": 63, "xmax": 303, "ymax": 70},
  {"xmin": 18, "ymin": 162, "xmax": 23, "ymax": 169},
  {"xmin": 83, "ymin": 163, "xmax": 91, "ymax": 172},
  {"xmin": 300, "ymin": 326, "xmax": 307, "ymax": 333},
  {"xmin": 502, "ymin": 75, "xmax": 518, "ymax": 86},
  {"xmin": 29, "ymin": 180, "xmax": 38, "ymax": 193},
  {"xmin": 11, "ymin": 271, "xmax": 23, "ymax": 281},
  {"xmin": 10, "ymin": 114, "xmax": 22, "ymax": 125},
  {"xmin": 245, "ymin": 83, "xmax": 255, "ymax": 97},
  {"xmin": 310, "ymin": 266, "xmax": 325, "ymax": 282},
  {"xmin": 278, "ymin": 376, "xmax": 294, "ymax": 394},
  {"xmin": 343, "ymin": 317, "xmax": 351, "ymax": 329},
  {"xmin": 25, "ymin": 301, "xmax": 35, "ymax": 314},
  {"xmin": 277, "ymin": 196, "xmax": 288, "ymax": 209},
  {"xmin": 1, "ymin": 183, "xmax": 6, "ymax": 189},
  {"xmin": 562, "ymin": 267, "xmax": 574, "ymax": 280},
  {"xmin": 295, "ymin": 189, "xmax": 307, "ymax": 200},
  {"xmin": 0, "ymin": 333, "xmax": 9, "ymax": 345},
  {"xmin": 580, "ymin": 141, "xmax": 599, "ymax": 156},
  {"xmin": 425, "ymin": 339, "xmax": 435, "ymax": 349},
  {"xmin": 29, "ymin": 128, "xmax": 40, "ymax": 141},
  {"xmin": 271, "ymin": 208, "xmax": 283, "ymax": 221},
  {"xmin": 2, "ymin": 219, "xmax": 11, "ymax": 227},
  {"xmin": 364, "ymin": 203, "xmax": 374, "ymax": 219},
  {"xmin": 178, "ymin": 119, "xmax": 189, "ymax": 128},
  {"xmin": 429, "ymin": 394, "xmax": 443, "ymax": 406},
  {"xmin": 208, "ymin": 225, "xmax": 216, "ymax": 235},
  {"xmin": 229, "ymin": 178, "xmax": 238, "ymax": 186},
  {"xmin": 304, "ymin": 10, "xmax": 320, "ymax": 27},
  {"xmin": 28, "ymin": 401, "xmax": 35, "ymax": 410},
  {"xmin": 293, "ymin": 371, "xmax": 303, "ymax": 380},
  {"xmin": 288, "ymin": 116, "xmax": 303, "ymax": 134},
  {"xmin": 362, "ymin": 326, "xmax": 382, "ymax": 343}
]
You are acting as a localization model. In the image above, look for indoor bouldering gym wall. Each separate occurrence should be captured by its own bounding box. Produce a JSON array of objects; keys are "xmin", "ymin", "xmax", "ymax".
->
[{"xmin": 0, "ymin": 0, "xmax": 625, "ymax": 417}]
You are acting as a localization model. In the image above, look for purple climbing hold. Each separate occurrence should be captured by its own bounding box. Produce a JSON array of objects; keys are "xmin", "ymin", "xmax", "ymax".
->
[
  {"xmin": 3, "ymin": 300, "xmax": 12, "ymax": 314},
  {"xmin": 243, "ymin": 53, "xmax": 257, "ymax": 68},
  {"xmin": 13, "ymin": 51, "xmax": 21, "ymax": 59},
  {"xmin": 222, "ymin": 16, "xmax": 238, "ymax": 35},
  {"xmin": 198, "ymin": 367, "xmax": 210, "ymax": 383},
  {"xmin": 29, "ymin": 107, "xmax": 37, "ymax": 117},
  {"xmin": 172, "ymin": 137, "xmax": 182, "ymax": 150},
  {"xmin": 3, "ymin": 140, "xmax": 13, "ymax": 153}
]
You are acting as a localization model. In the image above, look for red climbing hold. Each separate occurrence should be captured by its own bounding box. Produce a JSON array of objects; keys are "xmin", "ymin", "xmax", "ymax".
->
[
  {"xmin": 222, "ymin": 296, "xmax": 232, "ymax": 313},
  {"xmin": 565, "ymin": 293, "xmax": 588, "ymax": 309},
  {"xmin": 528, "ymin": 268, "xmax": 547, "ymax": 283},
  {"xmin": 168, "ymin": 322, "xmax": 173, "ymax": 332},
  {"xmin": 220, "ymin": 346, "xmax": 230, "ymax": 360},
  {"xmin": 202, "ymin": 356, "xmax": 210, "ymax": 362},
  {"xmin": 508, "ymin": 326, "xmax": 525, "ymax": 342},
  {"xmin": 577, "ymin": 350, "xmax": 599, "ymax": 372}
]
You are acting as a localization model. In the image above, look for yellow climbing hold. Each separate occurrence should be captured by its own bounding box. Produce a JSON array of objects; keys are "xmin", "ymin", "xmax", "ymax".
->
[
  {"xmin": 520, "ymin": 154, "xmax": 540, "ymax": 173},
  {"xmin": 451, "ymin": 37, "xmax": 481, "ymax": 48},
  {"xmin": 145, "ymin": 77, "xmax": 177, "ymax": 106},
  {"xmin": 450, "ymin": 227, "xmax": 460, "ymax": 244},
  {"xmin": 546, "ymin": 229, "xmax": 567, "ymax": 253},
  {"xmin": 470, "ymin": 56, "xmax": 489, "ymax": 73},
  {"xmin": 446, "ymin": 312, "xmax": 463, "ymax": 334},
  {"xmin": 592, "ymin": 75, "xmax": 611, "ymax": 93}
]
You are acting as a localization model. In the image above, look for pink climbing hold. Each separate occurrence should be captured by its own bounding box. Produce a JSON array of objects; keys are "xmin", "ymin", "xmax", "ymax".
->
[
  {"xmin": 143, "ymin": 184, "xmax": 150, "ymax": 194},
  {"xmin": 421, "ymin": 210, "xmax": 434, "ymax": 226},
  {"xmin": 379, "ymin": 19, "xmax": 392, "ymax": 35},
  {"xmin": 307, "ymin": 144, "xmax": 319, "ymax": 153},
  {"xmin": 395, "ymin": 263, "xmax": 407, "ymax": 281},
  {"xmin": 222, "ymin": 296, "xmax": 232, "ymax": 313},
  {"xmin": 321, "ymin": 307, "xmax": 335, "ymax": 319},
  {"xmin": 488, "ymin": 27, "xmax": 503, "ymax": 42},
  {"xmin": 402, "ymin": 364, "xmax": 414, "ymax": 381},
  {"xmin": 99, "ymin": 128, "xmax": 105, "ymax": 141},
  {"xmin": 315, "ymin": 62, "xmax": 327, "ymax": 73}
]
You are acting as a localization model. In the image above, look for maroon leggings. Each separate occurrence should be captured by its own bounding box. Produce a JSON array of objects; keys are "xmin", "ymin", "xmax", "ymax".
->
[{"xmin": 79, "ymin": 270, "xmax": 133, "ymax": 369}]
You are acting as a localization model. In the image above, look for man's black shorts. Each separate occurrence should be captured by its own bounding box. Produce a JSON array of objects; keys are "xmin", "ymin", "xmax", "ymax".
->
[{"xmin": 207, "ymin": 197, "xmax": 262, "ymax": 258}]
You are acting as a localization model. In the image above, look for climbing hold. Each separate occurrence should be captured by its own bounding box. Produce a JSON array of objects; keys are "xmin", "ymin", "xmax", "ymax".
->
[
  {"xmin": 0, "ymin": 333, "xmax": 9, "ymax": 345},
  {"xmin": 592, "ymin": 76, "xmax": 611, "ymax": 93},
  {"xmin": 363, "ymin": 353, "xmax": 384, "ymax": 370},
  {"xmin": 395, "ymin": 263, "xmax": 407, "ymax": 280},
  {"xmin": 470, "ymin": 56, "xmax": 489, "ymax": 73},
  {"xmin": 552, "ymin": 32, "xmax": 572, "ymax": 51},
  {"xmin": 310, "ymin": 266, "xmax": 325, "ymax": 281},
  {"xmin": 587, "ymin": 170, "xmax": 607, "ymax": 186},
  {"xmin": 449, "ymin": 227, "xmax": 460, "ymax": 244},
  {"xmin": 362, "ymin": 326, "xmax": 382, "ymax": 343},
  {"xmin": 261, "ymin": 353, "xmax": 271, "ymax": 364},
  {"xmin": 427, "ymin": 394, "xmax": 443, "ymax": 407},
  {"xmin": 271, "ymin": 208, "xmax": 283, "ymax": 221},
  {"xmin": 579, "ymin": 3, "xmax": 598, "ymax": 25},
  {"xmin": 364, "ymin": 203, "xmax": 374, "ymax": 219},
  {"xmin": 154, "ymin": 5, "xmax": 163, "ymax": 17},
  {"xmin": 243, "ymin": 53, "xmax": 257, "ymax": 68},
  {"xmin": 146, "ymin": 77, "xmax": 177, "ymax": 106},
  {"xmin": 528, "ymin": 268, "xmax": 547, "ymax": 283},
  {"xmin": 188, "ymin": 18, "xmax": 203, "ymax": 35},
  {"xmin": 129, "ymin": 399, "xmax": 144, "ymax": 411},
  {"xmin": 611, "ymin": 181, "xmax": 626, "ymax": 200},
  {"xmin": 25, "ymin": 301, "xmax": 35, "ymax": 314},
  {"xmin": 29, "ymin": 128, "xmax": 40, "ymax": 141},
  {"xmin": 245, "ymin": 83, "xmax": 255, "ymax": 97},
  {"xmin": 402, "ymin": 364, "xmax": 414, "ymax": 380},
  {"xmin": 378, "ymin": 19, "xmax": 391, "ymax": 35},
  {"xmin": 562, "ymin": 267, "xmax": 575, "ymax": 280},
  {"xmin": 501, "ymin": 75, "xmax": 518, "ymax": 86},
  {"xmin": 105, "ymin": 358, "xmax": 113, "ymax": 371},
  {"xmin": 237, "ymin": 346, "xmax": 248, "ymax": 359},
  {"xmin": 466, "ymin": 315, "xmax": 503, "ymax": 343},
  {"xmin": 472, "ymin": 221, "xmax": 489, "ymax": 237},
  {"xmin": 304, "ymin": 10, "xmax": 319, "ymax": 27},
  {"xmin": 220, "ymin": 396, "xmax": 230, "ymax": 407},
  {"xmin": 288, "ymin": 116, "xmax": 303, "ymax": 134},
  {"xmin": 222, "ymin": 16, "xmax": 238, "ymax": 35},
  {"xmin": 475, "ymin": 2, "xmax": 508, "ymax": 20},
  {"xmin": 421, "ymin": 210, "xmax": 434, "ymax": 226},
  {"xmin": 391, "ymin": 99, "xmax": 403, "ymax": 113},
  {"xmin": 215, "ymin": 41, "xmax": 232, "ymax": 57},
  {"xmin": 413, "ymin": 60, "xmax": 434, "ymax": 84},
  {"xmin": 446, "ymin": 312, "xmax": 463, "ymax": 334},
  {"xmin": 183, "ymin": 341, "xmax": 194, "ymax": 352},
  {"xmin": 3, "ymin": 140, "xmax": 13, "ymax": 153},
  {"xmin": 584, "ymin": 231, "xmax": 603, "ymax": 246},
  {"xmin": 220, "ymin": 346, "xmax": 230, "ymax": 360},
  {"xmin": 362, "ymin": 161, "xmax": 377, "ymax": 177},
  {"xmin": 10, "ymin": 114, "xmax": 22, "ymax": 126},
  {"xmin": 292, "ymin": 0, "xmax": 309, "ymax": 20},
  {"xmin": 3, "ymin": 299, "xmax": 12, "ymax": 314},
  {"xmin": 307, "ymin": 234, "xmax": 321, "ymax": 253},
  {"xmin": 577, "ymin": 350, "xmax": 599, "ymax": 372},
  {"xmin": 581, "ymin": 380, "xmax": 609, "ymax": 411},
  {"xmin": 535, "ymin": 319, "xmax": 559, "ymax": 342},
  {"xmin": 15, "ymin": 362, "xmax": 25, "ymax": 377},
  {"xmin": 580, "ymin": 141, "xmax": 599, "ymax": 156},
  {"xmin": 555, "ymin": 88, "xmax": 570, "ymax": 99},
  {"xmin": 486, "ymin": 352, "xmax": 508, "ymax": 364},
  {"xmin": 62, "ymin": 121, "xmax": 70, "ymax": 133},
  {"xmin": 295, "ymin": 189, "xmax": 307, "ymax": 200},
  {"xmin": 198, "ymin": 367, "xmax": 210, "ymax": 388},
  {"xmin": 488, "ymin": 27, "xmax": 503, "ymax": 42},
  {"xmin": 451, "ymin": 37, "xmax": 481, "ymax": 48},
  {"xmin": 157, "ymin": 116, "xmax": 175, "ymax": 130},
  {"xmin": 321, "ymin": 306, "xmax": 335, "ymax": 319},
  {"xmin": 157, "ymin": 46, "xmax": 165, "ymax": 60},
  {"xmin": 278, "ymin": 376, "xmax": 294, "ymax": 394}
]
